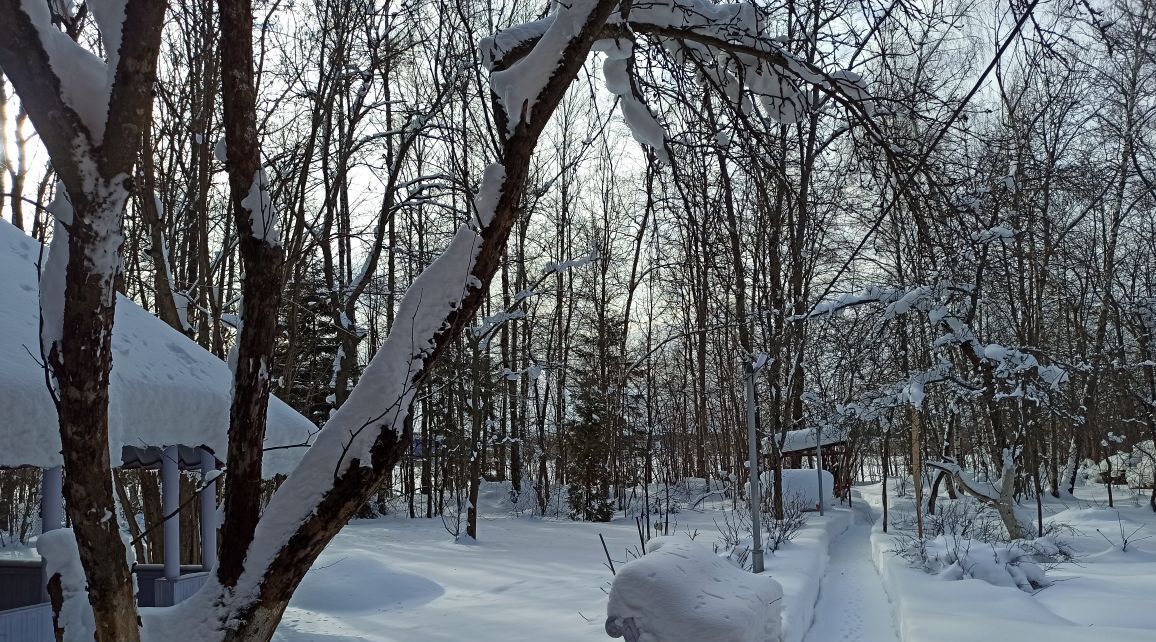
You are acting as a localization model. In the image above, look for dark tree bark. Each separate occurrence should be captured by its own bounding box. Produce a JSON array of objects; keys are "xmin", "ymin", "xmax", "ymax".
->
[
  {"xmin": 0, "ymin": 0, "xmax": 167, "ymax": 638},
  {"xmin": 203, "ymin": 2, "xmax": 625, "ymax": 638},
  {"xmin": 214, "ymin": 0, "xmax": 288, "ymax": 590}
]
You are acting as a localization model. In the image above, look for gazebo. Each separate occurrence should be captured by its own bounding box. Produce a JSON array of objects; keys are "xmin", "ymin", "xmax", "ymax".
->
[
  {"xmin": 778, "ymin": 426, "xmax": 853, "ymax": 499},
  {"xmin": 0, "ymin": 219, "xmax": 316, "ymax": 637}
]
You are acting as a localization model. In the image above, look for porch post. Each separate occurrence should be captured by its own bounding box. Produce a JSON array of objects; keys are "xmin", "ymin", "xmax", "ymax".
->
[
  {"xmin": 816, "ymin": 426, "xmax": 825, "ymax": 516},
  {"xmin": 199, "ymin": 448, "xmax": 217, "ymax": 570},
  {"xmin": 162, "ymin": 445, "xmax": 180, "ymax": 581},
  {"xmin": 41, "ymin": 465, "xmax": 64, "ymax": 533}
]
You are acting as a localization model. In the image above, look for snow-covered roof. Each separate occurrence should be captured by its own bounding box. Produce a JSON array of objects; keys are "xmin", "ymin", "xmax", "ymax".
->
[
  {"xmin": 780, "ymin": 426, "xmax": 848, "ymax": 454},
  {"xmin": 0, "ymin": 219, "xmax": 314, "ymax": 475}
]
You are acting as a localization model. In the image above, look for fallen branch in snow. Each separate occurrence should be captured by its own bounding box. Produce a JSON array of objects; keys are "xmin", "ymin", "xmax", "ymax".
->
[
  {"xmin": 924, "ymin": 458, "xmax": 1000, "ymax": 505},
  {"xmin": 925, "ymin": 454, "xmax": 1024, "ymax": 539}
]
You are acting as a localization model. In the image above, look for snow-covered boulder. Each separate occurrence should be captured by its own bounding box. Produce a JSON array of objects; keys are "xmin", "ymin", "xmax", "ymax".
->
[{"xmin": 605, "ymin": 535, "xmax": 783, "ymax": 642}]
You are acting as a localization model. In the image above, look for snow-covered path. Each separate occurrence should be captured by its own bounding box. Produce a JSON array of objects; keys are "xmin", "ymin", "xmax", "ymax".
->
[{"xmin": 802, "ymin": 500, "xmax": 898, "ymax": 642}]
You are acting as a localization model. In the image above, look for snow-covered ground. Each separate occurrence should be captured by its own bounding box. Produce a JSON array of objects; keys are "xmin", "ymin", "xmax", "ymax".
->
[
  {"xmin": 273, "ymin": 483, "xmax": 849, "ymax": 642},
  {"xmin": 274, "ymin": 512, "xmax": 630, "ymax": 641},
  {"xmin": 10, "ymin": 477, "xmax": 1153, "ymax": 641},
  {"xmin": 763, "ymin": 507, "xmax": 849, "ymax": 642},
  {"xmin": 861, "ymin": 482, "xmax": 1156, "ymax": 642}
]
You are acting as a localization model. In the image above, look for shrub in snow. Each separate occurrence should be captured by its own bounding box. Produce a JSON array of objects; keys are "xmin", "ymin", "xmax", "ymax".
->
[
  {"xmin": 764, "ymin": 493, "xmax": 809, "ymax": 553},
  {"xmin": 890, "ymin": 498, "xmax": 1073, "ymax": 592},
  {"xmin": 894, "ymin": 534, "xmax": 1057, "ymax": 592},
  {"xmin": 715, "ymin": 491, "xmax": 808, "ymax": 562},
  {"xmin": 924, "ymin": 496, "xmax": 1007, "ymax": 543},
  {"xmin": 1090, "ymin": 509, "xmax": 1153, "ymax": 552},
  {"xmin": 605, "ymin": 536, "xmax": 783, "ymax": 642}
]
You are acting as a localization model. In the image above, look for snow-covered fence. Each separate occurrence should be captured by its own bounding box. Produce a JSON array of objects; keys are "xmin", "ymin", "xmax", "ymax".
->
[
  {"xmin": 605, "ymin": 536, "xmax": 783, "ymax": 642},
  {"xmin": 154, "ymin": 571, "xmax": 211, "ymax": 607}
]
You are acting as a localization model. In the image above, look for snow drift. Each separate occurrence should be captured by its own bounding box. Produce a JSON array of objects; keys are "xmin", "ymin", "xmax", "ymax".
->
[
  {"xmin": 746, "ymin": 469, "xmax": 835, "ymax": 511},
  {"xmin": 605, "ymin": 535, "xmax": 783, "ymax": 642}
]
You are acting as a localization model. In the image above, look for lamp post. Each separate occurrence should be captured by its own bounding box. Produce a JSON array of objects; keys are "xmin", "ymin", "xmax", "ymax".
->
[{"xmin": 744, "ymin": 360, "xmax": 763, "ymax": 574}]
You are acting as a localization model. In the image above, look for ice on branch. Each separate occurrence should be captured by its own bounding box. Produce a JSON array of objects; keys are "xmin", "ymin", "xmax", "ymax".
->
[{"xmin": 543, "ymin": 245, "xmax": 601, "ymax": 275}]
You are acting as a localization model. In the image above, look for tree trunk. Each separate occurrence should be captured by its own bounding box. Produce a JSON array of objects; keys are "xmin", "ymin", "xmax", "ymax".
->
[
  {"xmin": 214, "ymin": 0, "xmax": 288, "ymax": 589},
  {"xmin": 1, "ymin": 0, "xmax": 166, "ymax": 637}
]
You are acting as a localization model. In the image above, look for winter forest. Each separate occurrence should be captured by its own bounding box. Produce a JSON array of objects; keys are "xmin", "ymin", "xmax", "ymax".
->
[{"xmin": 0, "ymin": 0, "xmax": 1154, "ymax": 639}]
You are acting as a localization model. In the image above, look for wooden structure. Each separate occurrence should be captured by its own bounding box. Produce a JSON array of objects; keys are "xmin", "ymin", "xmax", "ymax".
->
[
  {"xmin": 777, "ymin": 426, "xmax": 854, "ymax": 500},
  {"xmin": 0, "ymin": 220, "xmax": 315, "ymax": 639}
]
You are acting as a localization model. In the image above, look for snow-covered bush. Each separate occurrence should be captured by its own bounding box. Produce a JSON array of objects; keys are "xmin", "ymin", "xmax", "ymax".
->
[
  {"xmin": 893, "ymin": 534, "xmax": 1059, "ymax": 592},
  {"xmin": 890, "ymin": 498, "xmax": 1073, "ymax": 592},
  {"xmin": 606, "ymin": 535, "xmax": 783, "ymax": 642},
  {"xmin": 714, "ymin": 491, "xmax": 809, "ymax": 561},
  {"xmin": 1105, "ymin": 441, "xmax": 1155, "ymax": 490}
]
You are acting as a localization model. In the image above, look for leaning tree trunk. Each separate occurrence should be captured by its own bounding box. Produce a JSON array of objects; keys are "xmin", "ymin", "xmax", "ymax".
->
[
  {"xmin": 187, "ymin": 1, "xmax": 626, "ymax": 639},
  {"xmin": 927, "ymin": 454, "xmax": 1024, "ymax": 540}
]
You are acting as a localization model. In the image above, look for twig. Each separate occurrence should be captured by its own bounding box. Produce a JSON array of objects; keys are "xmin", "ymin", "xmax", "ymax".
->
[{"xmin": 599, "ymin": 532, "xmax": 615, "ymax": 575}]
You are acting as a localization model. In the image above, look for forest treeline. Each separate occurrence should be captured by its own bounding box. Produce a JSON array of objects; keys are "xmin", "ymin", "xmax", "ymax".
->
[{"xmin": 1, "ymin": 0, "xmax": 1154, "ymax": 552}]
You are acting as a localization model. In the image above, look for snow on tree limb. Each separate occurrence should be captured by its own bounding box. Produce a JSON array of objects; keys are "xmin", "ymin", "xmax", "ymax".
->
[
  {"xmin": 240, "ymin": 168, "xmax": 281, "ymax": 247},
  {"xmin": 924, "ymin": 457, "xmax": 1002, "ymax": 505},
  {"xmin": 2, "ymin": 0, "xmax": 168, "ymax": 638},
  {"xmin": 483, "ymin": 0, "xmax": 879, "ymax": 161},
  {"xmin": 488, "ymin": 0, "xmax": 605, "ymax": 135}
]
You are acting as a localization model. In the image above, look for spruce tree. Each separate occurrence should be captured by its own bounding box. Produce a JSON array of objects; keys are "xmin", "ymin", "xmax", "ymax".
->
[{"xmin": 565, "ymin": 313, "xmax": 627, "ymax": 521}]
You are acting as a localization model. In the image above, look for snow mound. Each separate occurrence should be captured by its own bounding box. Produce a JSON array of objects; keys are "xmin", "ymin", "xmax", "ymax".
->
[
  {"xmin": 291, "ymin": 551, "xmax": 444, "ymax": 614},
  {"xmin": 605, "ymin": 535, "xmax": 783, "ymax": 642},
  {"xmin": 753, "ymin": 469, "xmax": 834, "ymax": 511}
]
